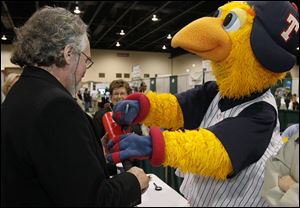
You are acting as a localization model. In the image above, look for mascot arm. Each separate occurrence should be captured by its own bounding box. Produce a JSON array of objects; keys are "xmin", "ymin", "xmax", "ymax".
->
[
  {"xmin": 163, "ymin": 128, "xmax": 233, "ymax": 180},
  {"xmin": 162, "ymin": 102, "xmax": 276, "ymax": 180},
  {"xmin": 208, "ymin": 102, "xmax": 277, "ymax": 176},
  {"xmin": 143, "ymin": 91, "xmax": 184, "ymax": 130},
  {"xmin": 143, "ymin": 81, "xmax": 218, "ymax": 130}
]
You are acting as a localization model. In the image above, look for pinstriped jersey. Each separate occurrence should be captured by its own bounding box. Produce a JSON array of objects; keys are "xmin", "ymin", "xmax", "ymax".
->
[{"xmin": 176, "ymin": 89, "xmax": 283, "ymax": 207}]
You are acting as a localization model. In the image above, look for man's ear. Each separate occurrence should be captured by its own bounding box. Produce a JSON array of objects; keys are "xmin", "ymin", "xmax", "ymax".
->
[{"xmin": 63, "ymin": 44, "xmax": 74, "ymax": 65}]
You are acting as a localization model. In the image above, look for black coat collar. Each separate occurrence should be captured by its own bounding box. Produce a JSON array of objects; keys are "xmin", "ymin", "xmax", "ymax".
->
[{"xmin": 22, "ymin": 66, "xmax": 71, "ymax": 96}]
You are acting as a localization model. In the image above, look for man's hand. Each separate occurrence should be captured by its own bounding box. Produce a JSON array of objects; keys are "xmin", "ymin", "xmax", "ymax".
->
[
  {"xmin": 278, "ymin": 175, "xmax": 296, "ymax": 192},
  {"xmin": 127, "ymin": 167, "xmax": 150, "ymax": 191}
]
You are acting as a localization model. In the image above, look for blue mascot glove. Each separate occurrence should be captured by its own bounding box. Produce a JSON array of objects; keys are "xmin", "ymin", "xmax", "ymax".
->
[
  {"xmin": 112, "ymin": 93, "xmax": 151, "ymax": 125},
  {"xmin": 106, "ymin": 126, "xmax": 165, "ymax": 167},
  {"xmin": 112, "ymin": 100, "xmax": 140, "ymax": 126}
]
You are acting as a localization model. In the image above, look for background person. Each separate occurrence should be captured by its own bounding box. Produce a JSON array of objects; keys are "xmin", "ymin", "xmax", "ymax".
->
[
  {"xmin": 274, "ymin": 89, "xmax": 282, "ymax": 109},
  {"xmin": 139, "ymin": 81, "xmax": 147, "ymax": 93},
  {"xmin": 292, "ymin": 94, "xmax": 299, "ymax": 111},
  {"xmin": 93, "ymin": 79, "xmax": 143, "ymax": 164},
  {"xmin": 2, "ymin": 73, "xmax": 20, "ymax": 97},
  {"xmin": 262, "ymin": 124, "xmax": 299, "ymax": 207},
  {"xmin": 83, "ymin": 88, "xmax": 92, "ymax": 112},
  {"xmin": 90, "ymin": 88, "xmax": 98, "ymax": 113},
  {"xmin": 284, "ymin": 87, "xmax": 292, "ymax": 110}
]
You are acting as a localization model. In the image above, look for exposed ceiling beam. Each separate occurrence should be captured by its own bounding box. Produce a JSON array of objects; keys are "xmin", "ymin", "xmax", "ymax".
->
[
  {"xmin": 140, "ymin": 29, "xmax": 178, "ymax": 50},
  {"xmin": 35, "ymin": 1, "xmax": 39, "ymax": 11},
  {"xmin": 108, "ymin": 1, "xmax": 171, "ymax": 48},
  {"xmin": 91, "ymin": 2, "xmax": 122, "ymax": 40},
  {"xmin": 92, "ymin": 24, "xmax": 105, "ymax": 38},
  {"xmin": 93, "ymin": 1, "xmax": 138, "ymax": 47},
  {"xmin": 88, "ymin": 1, "xmax": 105, "ymax": 27},
  {"xmin": 126, "ymin": 1, "xmax": 205, "ymax": 49},
  {"xmin": 2, "ymin": 1, "xmax": 15, "ymax": 29},
  {"xmin": 67, "ymin": 2, "xmax": 72, "ymax": 11},
  {"xmin": 141, "ymin": 11, "xmax": 210, "ymax": 50},
  {"xmin": 141, "ymin": 35, "xmax": 166, "ymax": 50},
  {"xmin": 1, "ymin": 16, "xmax": 11, "ymax": 29}
]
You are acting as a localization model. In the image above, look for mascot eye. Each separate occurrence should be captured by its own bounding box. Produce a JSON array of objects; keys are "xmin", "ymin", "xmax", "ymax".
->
[
  {"xmin": 212, "ymin": 9, "xmax": 222, "ymax": 17},
  {"xmin": 223, "ymin": 12, "xmax": 241, "ymax": 32}
]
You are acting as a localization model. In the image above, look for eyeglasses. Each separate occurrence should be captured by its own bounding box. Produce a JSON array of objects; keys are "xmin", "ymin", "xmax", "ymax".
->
[
  {"xmin": 81, "ymin": 51, "xmax": 94, "ymax": 69},
  {"xmin": 112, "ymin": 92, "xmax": 128, "ymax": 97}
]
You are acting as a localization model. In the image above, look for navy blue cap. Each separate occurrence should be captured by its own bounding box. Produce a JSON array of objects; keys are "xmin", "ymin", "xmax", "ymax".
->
[{"xmin": 247, "ymin": 1, "xmax": 299, "ymax": 72}]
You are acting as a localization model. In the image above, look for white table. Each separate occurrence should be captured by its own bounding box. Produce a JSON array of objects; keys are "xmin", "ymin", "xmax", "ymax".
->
[{"xmin": 138, "ymin": 174, "xmax": 190, "ymax": 207}]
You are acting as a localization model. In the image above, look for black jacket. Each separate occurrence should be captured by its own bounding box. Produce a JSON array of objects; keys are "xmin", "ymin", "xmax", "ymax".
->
[
  {"xmin": 1, "ymin": 66, "xmax": 141, "ymax": 207},
  {"xmin": 93, "ymin": 108, "xmax": 112, "ymax": 140}
]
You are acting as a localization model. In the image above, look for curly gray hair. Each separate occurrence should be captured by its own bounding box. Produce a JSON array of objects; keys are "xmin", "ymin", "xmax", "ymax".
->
[{"xmin": 11, "ymin": 6, "xmax": 88, "ymax": 68}]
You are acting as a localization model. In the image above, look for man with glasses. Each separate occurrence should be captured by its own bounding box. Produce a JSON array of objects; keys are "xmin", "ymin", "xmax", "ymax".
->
[{"xmin": 1, "ymin": 6, "xmax": 149, "ymax": 207}]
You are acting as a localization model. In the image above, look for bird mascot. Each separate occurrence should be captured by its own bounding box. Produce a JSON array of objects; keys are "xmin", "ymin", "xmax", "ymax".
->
[{"xmin": 107, "ymin": 1, "xmax": 299, "ymax": 206}]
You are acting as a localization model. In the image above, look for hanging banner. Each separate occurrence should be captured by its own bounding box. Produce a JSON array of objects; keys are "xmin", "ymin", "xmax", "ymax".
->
[{"xmin": 132, "ymin": 64, "xmax": 142, "ymax": 80}]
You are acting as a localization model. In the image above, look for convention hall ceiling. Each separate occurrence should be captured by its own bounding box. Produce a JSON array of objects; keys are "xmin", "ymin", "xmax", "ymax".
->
[
  {"xmin": 1, "ymin": 1, "xmax": 229, "ymax": 57},
  {"xmin": 1, "ymin": 1, "xmax": 299, "ymax": 59}
]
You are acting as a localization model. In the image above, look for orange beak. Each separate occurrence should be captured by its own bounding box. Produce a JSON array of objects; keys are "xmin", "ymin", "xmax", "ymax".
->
[{"xmin": 171, "ymin": 17, "xmax": 232, "ymax": 62}]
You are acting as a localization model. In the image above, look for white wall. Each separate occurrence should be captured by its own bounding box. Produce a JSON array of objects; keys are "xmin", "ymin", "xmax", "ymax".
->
[
  {"xmin": 290, "ymin": 64, "xmax": 299, "ymax": 95},
  {"xmin": 1, "ymin": 43, "xmax": 299, "ymax": 95},
  {"xmin": 172, "ymin": 53, "xmax": 204, "ymax": 75},
  {"xmin": 85, "ymin": 49, "xmax": 171, "ymax": 83},
  {"xmin": 1, "ymin": 44, "xmax": 172, "ymax": 82},
  {"xmin": 1, "ymin": 44, "xmax": 19, "ymax": 69}
]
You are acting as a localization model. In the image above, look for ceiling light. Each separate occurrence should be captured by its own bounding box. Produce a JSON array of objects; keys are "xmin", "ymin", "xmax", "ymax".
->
[
  {"xmin": 152, "ymin": 14, "xmax": 158, "ymax": 21},
  {"xmin": 167, "ymin": 34, "xmax": 172, "ymax": 39},
  {"xmin": 297, "ymin": 47, "xmax": 299, "ymax": 50},
  {"xmin": 116, "ymin": 42, "xmax": 120, "ymax": 47},
  {"xmin": 120, "ymin": 30, "xmax": 125, "ymax": 36},
  {"xmin": 186, "ymin": 69, "xmax": 190, "ymax": 72},
  {"xmin": 192, "ymin": 64, "xmax": 196, "ymax": 67},
  {"xmin": 74, "ymin": 6, "xmax": 81, "ymax": 14},
  {"xmin": 162, "ymin": 45, "xmax": 167, "ymax": 50},
  {"xmin": 1, "ymin": 35, "xmax": 7, "ymax": 40}
]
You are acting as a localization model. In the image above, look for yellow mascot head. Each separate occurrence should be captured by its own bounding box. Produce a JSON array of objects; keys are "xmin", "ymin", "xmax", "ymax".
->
[{"xmin": 172, "ymin": 1, "xmax": 299, "ymax": 99}]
